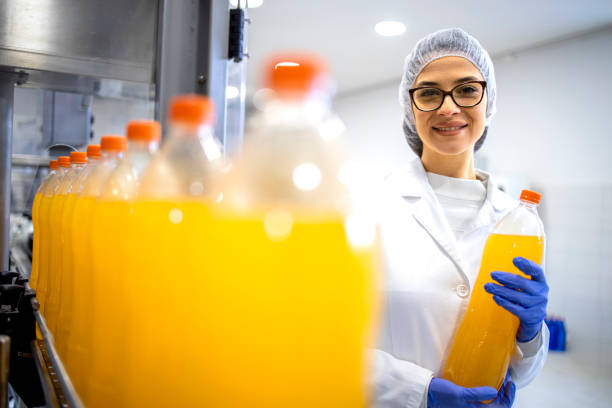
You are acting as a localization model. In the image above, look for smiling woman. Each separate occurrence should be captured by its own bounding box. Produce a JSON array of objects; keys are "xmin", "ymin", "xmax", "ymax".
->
[
  {"xmin": 412, "ymin": 57, "xmax": 488, "ymax": 175},
  {"xmin": 370, "ymin": 28, "xmax": 550, "ymax": 408}
]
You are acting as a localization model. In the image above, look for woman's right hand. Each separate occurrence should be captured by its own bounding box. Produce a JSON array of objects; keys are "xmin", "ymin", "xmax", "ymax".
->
[{"xmin": 427, "ymin": 375, "xmax": 515, "ymax": 407}]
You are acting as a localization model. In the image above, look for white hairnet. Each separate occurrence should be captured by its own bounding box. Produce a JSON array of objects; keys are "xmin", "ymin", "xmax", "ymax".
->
[{"xmin": 398, "ymin": 28, "xmax": 496, "ymax": 156}]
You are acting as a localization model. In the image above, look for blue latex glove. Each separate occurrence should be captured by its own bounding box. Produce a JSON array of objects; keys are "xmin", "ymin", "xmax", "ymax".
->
[
  {"xmin": 484, "ymin": 256, "xmax": 549, "ymax": 342},
  {"xmin": 427, "ymin": 374, "xmax": 516, "ymax": 407}
]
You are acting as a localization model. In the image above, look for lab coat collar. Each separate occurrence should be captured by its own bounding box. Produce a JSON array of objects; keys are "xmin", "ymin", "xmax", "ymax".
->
[
  {"xmin": 386, "ymin": 157, "xmax": 468, "ymax": 279},
  {"xmin": 385, "ymin": 157, "xmax": 515, "ymax": 213},
  {"xmin": 385, "ymin": 157, "xmax": 517, "ymax": 283}
]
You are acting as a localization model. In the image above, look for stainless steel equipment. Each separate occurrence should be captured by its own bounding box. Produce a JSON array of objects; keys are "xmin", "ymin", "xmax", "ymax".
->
[{"xmin": 0, "ymin": 0, "xmax": 248, "ymax": 405}]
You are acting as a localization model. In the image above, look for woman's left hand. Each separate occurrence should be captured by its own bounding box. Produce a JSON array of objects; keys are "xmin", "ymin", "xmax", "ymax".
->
[{"xmin": 484, "ymin": 256, "xmax": 549, "ymax": 342}]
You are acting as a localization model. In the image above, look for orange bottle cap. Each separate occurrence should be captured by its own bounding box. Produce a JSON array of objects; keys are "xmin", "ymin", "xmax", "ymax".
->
[
  {"xmin": 69, "ymin": 151, "xmax": 88, "ymax": 164},
  {"xmin": 87, "ymin": 144, "xmax": 101, "ymax": 159},
  {"xmin": 168, "ymin": 95, "xmax": 215, "ymax": 126},
  {"xmin": 264, "ymin": 53, "xmax": 331, "ymax": 98},
  {"xmin": 58, "ymin": 156, "xmax": 71, "ymax": 167},
  {"xmin": 49, "ymin": 160, "xmax": 59, "ymax": 170},
  {"xmin": 520, "ymin": 189, "xmax": 541, "ymax": 204},
  {"xmin": 100, "ymin": 135, "xmax": 127, "ymax": 152},
  {"xmin": 126, "ymin": 120, "xmax": 161, "ymax": 142}
]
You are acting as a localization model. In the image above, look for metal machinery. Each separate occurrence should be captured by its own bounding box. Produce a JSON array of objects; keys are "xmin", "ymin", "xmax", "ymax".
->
[{"xmin": 0, "ymin": 0, "xmax": 248, "ymax": 406}]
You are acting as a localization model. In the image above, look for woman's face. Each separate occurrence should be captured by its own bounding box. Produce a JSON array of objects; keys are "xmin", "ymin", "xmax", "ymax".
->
[{"xmin": 412, "ymin": 56, "xmax": 487, "ymax": 157}]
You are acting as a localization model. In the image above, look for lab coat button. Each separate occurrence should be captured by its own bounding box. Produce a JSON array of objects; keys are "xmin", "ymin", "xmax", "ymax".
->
[{"xmin": 456, "ymin": 284, "xmax": 469, "ymax": 298}]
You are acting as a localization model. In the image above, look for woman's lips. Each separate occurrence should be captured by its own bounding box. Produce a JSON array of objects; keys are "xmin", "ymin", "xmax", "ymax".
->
[{"xmin": 432, "ymin": 124, "xmax": 468, "ymax": 136}]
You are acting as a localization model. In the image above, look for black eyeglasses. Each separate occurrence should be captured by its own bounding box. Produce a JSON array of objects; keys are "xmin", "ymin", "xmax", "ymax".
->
[{"xmin": 409, "ymin": 81, "xmax": 487, "ymax": 112}]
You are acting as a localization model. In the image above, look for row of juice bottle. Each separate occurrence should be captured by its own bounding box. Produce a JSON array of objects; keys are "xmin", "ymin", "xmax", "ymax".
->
[
  {"xmin": 30, "ymin": 54, "xmax": 382, "ymax": 407},
  {"xmin": 30, "ymin": 51, "xmax": 546, "ymax": 407}
]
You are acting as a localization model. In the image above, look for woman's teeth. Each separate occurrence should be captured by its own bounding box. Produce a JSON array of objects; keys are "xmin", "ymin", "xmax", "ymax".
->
[{"xmin": 435, "ymin": 126, "xmax": 464, "ymax": 131}]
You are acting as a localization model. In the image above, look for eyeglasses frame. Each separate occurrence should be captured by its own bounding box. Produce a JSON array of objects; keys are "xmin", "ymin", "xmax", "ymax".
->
[{"xmin": 409, "ymin": 80, "xmax": 487, "ymax": 112}]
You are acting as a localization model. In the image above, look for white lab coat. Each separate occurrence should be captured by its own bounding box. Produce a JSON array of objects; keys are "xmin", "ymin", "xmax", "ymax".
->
[{"xmin": 370, "ymin": 157, "xmax": 549, "ymax": 408}]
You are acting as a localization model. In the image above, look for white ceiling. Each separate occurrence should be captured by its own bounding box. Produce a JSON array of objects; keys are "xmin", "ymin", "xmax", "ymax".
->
[{"xmin": 245, "ymin": 0, "xmax": 612, "ymax": 96}]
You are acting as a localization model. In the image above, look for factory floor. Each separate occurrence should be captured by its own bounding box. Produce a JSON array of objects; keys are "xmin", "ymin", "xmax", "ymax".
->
[{"xmin": 515, "ymin": 349, "xmax": 612, "ymax": 407}]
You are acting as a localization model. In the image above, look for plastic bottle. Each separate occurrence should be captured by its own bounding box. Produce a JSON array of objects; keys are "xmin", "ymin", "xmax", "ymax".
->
[
  {"xmin": 30, "ymin": 160, "xmax": 59, "ymax": 291},
  {"xmin": 442, "ymin": 189, "xmax": 545, "ymax": 390},
  {"xmin": 123, "ymin": 96, "xmax": 223, "ymax": 407},
  {"xmin": 37, "ymin": 155, "xmax": 71, "ymax": 312},
  {"xmin": 69, "ymin": 136, "xmax": 126, "ymax": 398},
  {"xmin": 86, "ymin": 120, "xmax": 160, "ymax": 407},
  {"xmin": 56, "ymin": 145, "xmax": 100, "ymax": 361},
  {"xmin": 45, "ymin": 151, "xmax": 88, "ymax": 334},
  {"xmin": 201, "ymin": 54, "xmax": 379, "ymax": 407}
]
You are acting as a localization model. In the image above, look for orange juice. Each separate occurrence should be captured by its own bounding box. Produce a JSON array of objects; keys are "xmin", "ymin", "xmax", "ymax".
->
[
  {"xmin": 123, "ymin": 200, "xmax": 379, "ymax": 408},
  {"xmin": 85, "ymin": 201, "xmax": 130, "ymax": 407},
  {"xmin": 36, "ymin": 194, "xmax": 54, "ymax": 306},
  {"xmin": 37, "ymin": 156, "xmax": 71, "ymax": 311},
  {"xmin": 66, "ymin": 136, "xmax": 126, "ymax": 401},
  {"xmin": 56, "ymin": 146, "xmax": 100, "ymax": 361},
  {"xmin": 45, "ymin": 152, "xmax": 88, "ymax": 335},
  {"xmin": 31, "ymin": 160, "xmax": 59, "ymax": 291},
  {"xmin": 442, "ymin": 233, "xmax": 544, "ymax": 389},
  {"xmin": 87, "ymin": 121, "xmax": 160, "ymax": 408},
  {"xmin": 55, "ymin": 192, "xmax": 78, "ymax": 358},
  {"xmin": 45, "ymin": 193, "xmax": 67, "ymax": 329},
  {"xmin": 66, "ymin": 195, "xmax": 96, "ymax": 393},
  {"xmin": 30, "ymin": 192, "xmax": 42, "ymax": 290}
]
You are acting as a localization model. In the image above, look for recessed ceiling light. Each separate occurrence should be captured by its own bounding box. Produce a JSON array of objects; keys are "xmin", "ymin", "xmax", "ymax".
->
[
  {"xmin": 375, "ymin": 21, "xmax": 406, "ymax": 37},
  {"xmin": 230, "ymin": 0, "xmax": 263, "ymax": 8}
]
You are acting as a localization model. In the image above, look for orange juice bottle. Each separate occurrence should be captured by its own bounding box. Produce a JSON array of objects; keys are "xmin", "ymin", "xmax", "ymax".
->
[
  {"xmin": 45, "ymin": 151, "xmax": 88, "ymax": 335},
  {"xmin": 31, "ymin": 160, "xmax": 59, "ymax": 291},
  {"xmin": 68, "ymin": 136, "xmax": 126, "ymax": 399},
  {"xmin": 86, "ymin": 121, "xmax": 160, "ymax": 407},
  {"xmin": 56, "ymin": 145, "xmax": 101, "ymax": 360},
  {"xmin": 442, "ymin": 189, "xmax": 545, "ymax": 390},
  {"xmin": 37, "ymin": 155, "xmax": 71, "ymax": 312},
  {"xmin": 199, "ymin": 54, "xmax": 379, "ymax": 407},
  {"xmin": 123, "ymin": 96, "xmax": 223, "ymax": 407}
]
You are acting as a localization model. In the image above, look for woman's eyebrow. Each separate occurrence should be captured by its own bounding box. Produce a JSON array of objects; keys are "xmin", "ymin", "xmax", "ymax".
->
[{"xmin": 414, "ymin": 76, "xmax": 481, "ymax": 88}]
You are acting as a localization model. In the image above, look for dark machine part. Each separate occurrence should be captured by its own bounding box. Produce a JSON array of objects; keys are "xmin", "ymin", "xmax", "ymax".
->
[
  {"xmin": 0, "ymin": 270, "xmax": 44, "ymax": 407},
  {"xmin": 228, "ymin": 7, "xmax": 246, "ymax": 62}
]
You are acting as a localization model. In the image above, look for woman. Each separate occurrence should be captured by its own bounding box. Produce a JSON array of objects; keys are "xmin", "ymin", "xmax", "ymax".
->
[{"xmin": 371, "ymin": 28, "xmax": 549, "ymax": 407}]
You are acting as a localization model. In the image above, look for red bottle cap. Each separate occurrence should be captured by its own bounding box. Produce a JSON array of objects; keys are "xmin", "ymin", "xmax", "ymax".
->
[
  {"xmin": 69, "ymin": 151, "xmax": 88, "ymax": 164},
  {"xmin": 520, "ymin": 190, "xmax": 541, "ymax": 204},
  {"xmin": 100, "ymin": 135, "xmax": 127, "ymax": 152},
  {"xmin": 58, "ymin": 156, "xmax": 71, "ymax": 167},
  {"xmin": 264, "ymin": 53, "xmax": 331, "ymax": 99},
  {"xmin": 87, "ymin": 144, "xmax": 101, "ymax": 159}
]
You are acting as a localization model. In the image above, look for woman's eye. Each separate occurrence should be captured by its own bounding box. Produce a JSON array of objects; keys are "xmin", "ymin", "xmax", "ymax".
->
[
  {"xmin": 419, "ymin": 89, "xmax": 440, "ymax": 97},
  {"xmin": 458, "ymin": 86, "xmax": 477, "ymax": 94}
]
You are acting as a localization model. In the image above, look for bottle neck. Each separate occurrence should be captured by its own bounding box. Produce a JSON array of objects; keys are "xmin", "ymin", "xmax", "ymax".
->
[
  {"xmin": 520, "ymin": 199, "xmax": 539, "ymax": 209},
  {"xmin": 128, "ymin": 139, "xmax": 159, "ymax": 154},
  {"xmin": 100, "ymin": 150, "xmax": 125, "ymax": 160},
  {"xmin": 166, "ymin": 122, "xmax": 222, "ymax": 162},
  {"xmin": 261, "ymin": 95, "xmax": 330, "ymax": 123},
  {"xmin": 168, "ymin": 122, "xmax": 212, "ymax": 139}
]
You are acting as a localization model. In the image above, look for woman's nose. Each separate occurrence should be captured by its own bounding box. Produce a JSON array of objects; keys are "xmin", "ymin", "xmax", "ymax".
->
[{"xmin": 437, "ymin": 94, "xmax": 461, "ymax": 115}]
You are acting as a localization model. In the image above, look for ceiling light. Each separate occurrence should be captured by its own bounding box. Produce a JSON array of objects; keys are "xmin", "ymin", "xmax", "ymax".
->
[
  {"xmin": 375, "ymin": 21, "xmax": 406, "ymax": 37},
  {"xmin": 230, "ymin": 0, "xmax": 263, "ymax": 8}
]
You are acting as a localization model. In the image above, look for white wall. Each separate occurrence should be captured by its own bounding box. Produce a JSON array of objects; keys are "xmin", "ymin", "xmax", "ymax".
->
[{"xmin": 334, "ymin": 27, "xmax": 612, "ymax": 404}]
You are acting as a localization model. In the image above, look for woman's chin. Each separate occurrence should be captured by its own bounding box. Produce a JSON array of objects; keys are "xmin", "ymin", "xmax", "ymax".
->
[{"xmin": 428, "ymin": 143, "xmax": 473, "ymax": 157}]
